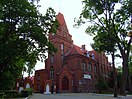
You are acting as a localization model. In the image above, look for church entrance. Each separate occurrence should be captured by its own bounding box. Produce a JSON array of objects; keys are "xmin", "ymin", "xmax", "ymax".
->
[{"xmin": 62, "ymin": 77, "xmax": 69, "ymax": 91}]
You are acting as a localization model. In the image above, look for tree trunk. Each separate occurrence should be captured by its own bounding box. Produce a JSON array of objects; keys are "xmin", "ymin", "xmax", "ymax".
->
[
  {"xmin": 127, "ymin": 37, "xmax": 132, "ymax": 93},
  {"xmin": 127, "ymin": 70, "xmax": 132, "ymax": 93},
  {"xmin": 112, "ymin": 52, "xmax": 118, "ymax": 97},
  {"xmin": 120, "ymin": 58, "xmax": 127, "ymax": 96},
  {"xmin": 126, "ymin": 60, "xmax": 132, "ymax": 93},
  {"xmin": 121, "ymin": 52, "xmax": 132, "ymax": 95}
]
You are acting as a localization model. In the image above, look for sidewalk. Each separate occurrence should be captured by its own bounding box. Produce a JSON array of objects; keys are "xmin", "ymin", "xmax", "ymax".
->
[{"xmin": 29, "ymin": 93, "xmax": 132, "ymax": 99}]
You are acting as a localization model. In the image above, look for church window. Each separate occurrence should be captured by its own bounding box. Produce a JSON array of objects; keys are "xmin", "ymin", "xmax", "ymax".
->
[
  {"xmin": 50, "ymin": 67, "xmax": 54, "ymax": 78},
  {"xmin": 50, "ymin": 55, "xmax": 54, "ymax": 64},
  {"xmin": 63, "ymin": 27, "xmax": 67, "ymax": 37},
  {"xmin": 61, "ymin": 43, "xmax": 64, "ymax": 50},
  {"xmin": 61, "ymin": 43, "xmax": 64, "ymax": 55}
]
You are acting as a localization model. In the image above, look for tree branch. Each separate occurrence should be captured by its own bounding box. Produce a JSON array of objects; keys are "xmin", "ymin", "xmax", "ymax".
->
[{"xmin": 92, "ymin": 9, "xmax": 108, "ymax": 31}]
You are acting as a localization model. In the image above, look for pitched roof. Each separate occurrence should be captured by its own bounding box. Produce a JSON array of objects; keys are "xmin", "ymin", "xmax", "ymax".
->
[{"xmin": 65, "ymin": 45, "xmax": 87, "ymax": 57}]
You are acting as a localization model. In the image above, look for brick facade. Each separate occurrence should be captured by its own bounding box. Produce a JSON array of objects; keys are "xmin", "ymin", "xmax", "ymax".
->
[
  {"xmin": 16, "ymin": 76, "xmax": 34, "ymax": 92},
  {"xmin": 34, "ymin": 13, "xmax": 112, "ymax": 93}
]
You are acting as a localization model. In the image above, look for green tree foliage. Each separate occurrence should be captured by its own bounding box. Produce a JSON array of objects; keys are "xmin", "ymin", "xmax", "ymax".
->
[
  {"xmin": 0, "ymin": 0, "xmax": 59, "ymax": 90},
  {"xmin": 75, "ymin": 0, "xmax": 132, "ymax": 95},
  {"xmin": 95, "ymin": 76, "xmax": 108, "ymax": 93}
]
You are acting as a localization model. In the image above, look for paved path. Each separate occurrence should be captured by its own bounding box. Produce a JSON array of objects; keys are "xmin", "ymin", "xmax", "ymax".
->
[{"xmin": 29, "ymin": 93, "xmax": 132, "ymax": 99}]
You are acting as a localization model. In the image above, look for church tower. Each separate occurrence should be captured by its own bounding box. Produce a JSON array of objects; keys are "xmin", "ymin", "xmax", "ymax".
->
[{"xmin": 45, "ymin": 12, "xmax": 73, "ymax": 86}]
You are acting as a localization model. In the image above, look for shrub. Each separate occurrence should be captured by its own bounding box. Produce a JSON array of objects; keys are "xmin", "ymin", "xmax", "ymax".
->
[
  {"xmin": 4, "ymin": 90, "xmax": 20, "ymax": 98},
  {"xmin": 0, "ymin": 93, "xmax": 5, "ymax": 99},
  {"xmin": 95, "ymin": 76, "xmax": 108, "ymax": 93},
  {"xmin": 21, "ymin": 88, "xmax": 33, "ymax": 97}
]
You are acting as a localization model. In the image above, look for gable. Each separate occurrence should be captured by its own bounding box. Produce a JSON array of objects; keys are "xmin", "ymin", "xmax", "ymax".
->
[{"xmin": 56, "ymin": 12, "xmax": 70, "ymax": 38}]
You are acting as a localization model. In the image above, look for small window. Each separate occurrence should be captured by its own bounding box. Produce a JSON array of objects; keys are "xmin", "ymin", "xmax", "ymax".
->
[
  {"xmin": 94, "ymin": 64, "xmax": 97, "ymax": 73},
  {"xmin": 82, "ymin": 61, "xmax": 86, "ymax": 71},
  {"xmin": 50, "ymin": 55, "xmax": 54, "ymax": 64},
  {"xmin": 61, "ymin": 43, "xmax": 64, "ymax": 55},
  {"xmin": 61, "ymin": 43, "xmax": 64, "ymax": 50},
  {"xmin": 88, "ymin": 62, "xmax": 92, "ymax": 72},
  {"xmin": 50, "ymin": 67, "xmax": 54, "ymax": 78}
]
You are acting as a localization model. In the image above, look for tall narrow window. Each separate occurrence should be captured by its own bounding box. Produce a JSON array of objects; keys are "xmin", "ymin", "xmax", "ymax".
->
[
  {"xmin": 50, "ymin": 55, "xmax": 54, "ymax": 64},
  {"xmin": 94, "ymin": 64, "xmax": 97, "ymax": 73},
  {"xmin": 61, "ymin": 43, "xmax": 64, "ymax": 49},
  {"xmin": 50, "ymin": 67, "xmax": 54, "ymax": 78},
  {"xmin": 82, "ymin": 61, "xmax": 86, "ymax": 71},
  {"xmin": 61, "ymin": 43, "xmax": 64, "ymax": 60},
  {"xmin": 88, "ymin": 62, "xmax": 92, "ymax": 72},
  {"xmin": 61, "ymin": 43, "xmax": 64, "ymax": 54}
]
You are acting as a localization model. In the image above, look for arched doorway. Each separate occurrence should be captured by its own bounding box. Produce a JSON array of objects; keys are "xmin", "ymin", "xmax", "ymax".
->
[
  {"xmin": 62, "ymin": 77, "xmax": 69, "ymax": 91},
  {"xmin": 26, "ymin": 83, "xmax": 30, "ymax": 89}
]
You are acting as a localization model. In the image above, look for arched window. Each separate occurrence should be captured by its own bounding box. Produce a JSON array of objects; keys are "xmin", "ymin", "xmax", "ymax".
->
[
  {"xmin": 88, "ymin": 62, "xmax": 92, "ymax": 72},
  {"xmin": 61, "ymin": 43, "xmax": 64, "ymax": 50},
  {"xmin": 61, "ymin": 43, "xmax": 64, "ymax": 60},
  {"xmin": 61, "ymin": 43, "xmax": 64, "ymax": 54},
  {"xmin": 82, "ymin": 61, "xmax": 86, "ymax": 71},
  {"xmin": 50, "ymin": 67, "xmax": 54, "ymax": 78},
  {"xmin": 94, "ymin": 64, "xmax": 97, "ymax": 73},
  {"xmin": 50, "ymin": 55, "xmax": 54, "ymax": 64}
]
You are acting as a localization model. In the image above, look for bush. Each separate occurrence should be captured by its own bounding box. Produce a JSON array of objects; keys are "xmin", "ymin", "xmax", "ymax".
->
[
  {"xmin": 21, "ymin": 88, "xmax": 33, "ymax": 97},
  {"xmin": 95, "ymin": 76, "xmax": 108, "ymax": 93},
  {"xmin": 4, "ymin": 90, "xmax": 20, "ymax": 98},
  {"xmin": 0, "ymin": 93, "xmax": 5, "ymax": 99}
]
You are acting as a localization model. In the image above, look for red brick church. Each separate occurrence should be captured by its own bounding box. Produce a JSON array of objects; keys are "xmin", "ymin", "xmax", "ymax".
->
[{"xmin": 34, "ymin": 13, "xmax": 112, "ymax": 93}]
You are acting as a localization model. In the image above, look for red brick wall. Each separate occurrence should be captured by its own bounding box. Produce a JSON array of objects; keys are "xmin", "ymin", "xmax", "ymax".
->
[{"xmin": 34, "ymin": 69, "xmax": 48, "ymax": 93}]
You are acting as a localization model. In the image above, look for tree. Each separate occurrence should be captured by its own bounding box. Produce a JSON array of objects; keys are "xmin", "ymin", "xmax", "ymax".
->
[
  {"xmin": 95, "ymin": 76, "xmax": 108, "ymax": 93},
  {"xmin": 75, "ymin": 0, "xmax": 132, "ymax": 95},
  {"xmin": 90, "ymin": 24, "xmax": 118, "ymax": 97},
  {"xmin": 94, "ymin": 25, "xmax": 118, "ymax": 97},
  {"xmin": 0, "ymin": 0, "xmax": 58, "ymax": 90}
]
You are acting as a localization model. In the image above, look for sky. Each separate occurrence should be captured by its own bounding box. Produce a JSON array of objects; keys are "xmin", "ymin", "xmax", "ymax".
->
[{"xmin": 24, "ymin": 0, "xmax": 122, "ymax": 77}]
